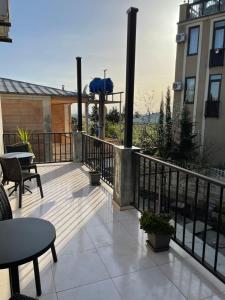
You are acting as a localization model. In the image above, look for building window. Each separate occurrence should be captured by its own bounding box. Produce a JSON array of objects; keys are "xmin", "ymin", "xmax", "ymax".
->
[
  {"xmin": 188, "ymin": 26, "xmax": 200, "ymax": 55},
  {"xmin": 184, "ymin": 77, "xmax": 196, "ymax": 103},
  {"xmin": 208, "ymin": 74, "xmax": 222, "ymax": 101},
  {"xmin": 213, "ymin": 20, "xmax": 225, "ymax": 49}
]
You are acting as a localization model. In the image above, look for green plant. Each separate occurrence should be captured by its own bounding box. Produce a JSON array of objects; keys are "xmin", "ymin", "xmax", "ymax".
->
[
  {"xmin": 140, "ymin": 211, "xmax": 174, "ymax": 236},
  {"xmin": 17, "ymin": 127, "xmax": 33, "ymax": 152},
  {"xmin": 165, "ymin": 87, "xmax": 172, "ymax": 157}
]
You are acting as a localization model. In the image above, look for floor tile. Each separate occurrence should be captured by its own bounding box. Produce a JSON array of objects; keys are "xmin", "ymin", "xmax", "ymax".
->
[
  {"xmin": 97, "ymin": 243, "xmax": 156, "ymax": 277},
  {"xmin": 52, "ymin": 249, "xmax": 110, "ymax": 292},
  {"xmin": 55, "ymin": 228, "xmax": 95, "ymax": 256},
  {"xmin": 86, "ymin": 222, "xmax": 137, "ymax": 248},
  {"xmin": 57, "ymin": 279, "xmax": 121, "ymax": 300},
  {"xmin": 160, "ymin": 259, "xmax": 224, "ymax": 300},
  {"xmin": 113, "ymin": 267, "xmax": 186, "ymax": 300}
]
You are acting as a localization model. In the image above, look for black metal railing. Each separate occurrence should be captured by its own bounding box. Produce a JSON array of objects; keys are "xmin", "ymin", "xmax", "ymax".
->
[
  {"xmin": 188, "ymin": 0, "xmax": 225, "ymax": 19},
  {"xmin": 82, "ymin": 134, "xmax": 114, "ymax": 187},
  {"xmin": 133, "ymin": 152, "xmax": 225, "ymax": 283},
  {"xmin": 3, "ymin": 132, "xmax": 73, "ymax": 163}
]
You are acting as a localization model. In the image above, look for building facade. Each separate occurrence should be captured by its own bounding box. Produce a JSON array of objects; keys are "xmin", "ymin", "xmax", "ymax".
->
[{"xmin": 173, "ymin": 1, "xmax": 225, "ymax": 166}]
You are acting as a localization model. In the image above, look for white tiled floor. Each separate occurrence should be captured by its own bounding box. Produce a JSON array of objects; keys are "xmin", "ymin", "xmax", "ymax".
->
[{"xmin": 1, "ymin": 162, "xmax": 225, "ymax": 300}]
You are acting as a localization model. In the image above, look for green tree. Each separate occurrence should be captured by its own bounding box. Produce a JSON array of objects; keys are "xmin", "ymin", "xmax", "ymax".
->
[
  {"xmin": 165, "ymin": 87, "xmax": 172, "ymax": 157},
  {"xmin": 177, "ymin": 107, "xmax": 198, "ymax": 162},
  {"xmin": 90, "ymin": 105, "xmax": 99, "ymax": 123},
  {"xmin": 106, "ymin": 107, "xmax": 120, "ymax": 124},
  {"xmin": 134, "ymin": 111, "xmax": 141, "ymax": 118},
  {"xmin": 156, "ymin": 99, "xmax": 165, "ymax": 158}
]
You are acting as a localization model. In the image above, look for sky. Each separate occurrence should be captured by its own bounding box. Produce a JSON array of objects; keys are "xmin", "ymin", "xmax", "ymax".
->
[{"xmin": 0, "ymin": 0, "xmax": 181, "ymax": 113}]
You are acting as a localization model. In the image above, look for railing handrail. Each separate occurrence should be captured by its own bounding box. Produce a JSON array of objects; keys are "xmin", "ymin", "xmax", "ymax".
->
[
  {"xmin": 3, "ymin": 132, "xmax": 73, "ymax": 135},
  {"xmin": 135, "ymin": 152, "xmax": 225, "ymax": 188},
  {"xmin": 82, "ymin": 133, "xmax": 116, "ymax": 147}
]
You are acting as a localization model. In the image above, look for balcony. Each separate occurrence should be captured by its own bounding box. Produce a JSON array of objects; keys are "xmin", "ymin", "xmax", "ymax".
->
[
  {"xmin": 188, "ymin": 0, "xmax": 225, "ymax": 19},
  {"xmin": 1, "ymin": 162, "xmax": 225, "ymax": 299},
  {"xmin": 1, "ymin": 134, "xmax": 225, "ymax": 299},
  {"xmin": 205, "ymin": 100, "xmax": 220, "ymax": 117},
  {"xmin": 209, "ymin": 48, "xmax": 225, "ymax": 67}
]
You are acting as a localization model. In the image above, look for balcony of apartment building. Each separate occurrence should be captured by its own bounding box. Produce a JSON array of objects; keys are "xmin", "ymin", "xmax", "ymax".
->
[
  {"xmin": 1, "ymin": 133, "xmax": 225, "ymax": 299},
  {"xmin": 187, "ymin": 0, "xmax": 225, "ymax": 20}
]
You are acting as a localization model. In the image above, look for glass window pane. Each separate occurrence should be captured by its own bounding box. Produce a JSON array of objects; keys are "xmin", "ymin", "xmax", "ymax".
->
[
  {"xmin": 215, "ymin": 20, "xmax": 225, "ymax": 28},
  {"xmin": 214, "ymin": 28, "xmax": 224, "ymax": 49},
  {"xmin": 185, "ymin": 78, "xmax": 196, "ymax": 103},
  {"xmin": 210, "ymin": 82, "xmax": 220, "ymax": 101},
  {"xmin": 211, "ymin": 75, "xmax": 222, "ymax": 81},
  {"xmin": 188, "ymin": 27, "xmax": 199, "ymax": 55}
]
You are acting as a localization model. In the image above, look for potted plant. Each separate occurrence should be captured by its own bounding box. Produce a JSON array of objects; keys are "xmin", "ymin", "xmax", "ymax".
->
[
  {"xmin": 140, "ymin": 211, "xmax": 174, "ymax": 252},
  {"xmin": 89, "ymin": 169, "xmax": 101, "ymax": 186},
  {"xmin": 17, "ymin": 127, "xmax": 33, "ymax": 153}
]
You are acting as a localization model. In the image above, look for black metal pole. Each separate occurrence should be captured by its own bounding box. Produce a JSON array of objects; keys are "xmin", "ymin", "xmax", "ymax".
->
[
  {"xmin": 124, "ymin": 7, "xmax": 138, "ymax": 148},
  {"xmin": 76, "ymin": 57, "xmax": 82, "ymax": 131}
]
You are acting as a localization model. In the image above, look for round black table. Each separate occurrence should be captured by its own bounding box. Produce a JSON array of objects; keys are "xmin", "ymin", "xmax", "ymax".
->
[
  {"xmin": 0, "ymin": 218, "xmax": 57, "ymax": 296},
  {"xmin": 1, "ymin": 152, "xmax": 34, "ymax": 159}
]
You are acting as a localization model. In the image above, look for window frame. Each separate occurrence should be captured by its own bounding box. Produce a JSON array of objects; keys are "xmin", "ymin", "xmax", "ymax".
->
[
  {"xmin": 208, "ymin": 74, "xmax": 222, "ymax": 102},
  {"xmin": 187, "ymin": 25, "xmax": 200, "ymax": 56},
  {"xmin": 184, "ymin": 76, "xmax": 196, "ymax": 104},
  {"xmin": 212, "ymin": 20, "xmax": 225, "ymax": 50}
]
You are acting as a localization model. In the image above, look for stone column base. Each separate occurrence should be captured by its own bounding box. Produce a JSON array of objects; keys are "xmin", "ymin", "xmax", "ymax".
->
[{"xmin": 113, "ymin": 146, "xmax": 140, "ymax": 209}]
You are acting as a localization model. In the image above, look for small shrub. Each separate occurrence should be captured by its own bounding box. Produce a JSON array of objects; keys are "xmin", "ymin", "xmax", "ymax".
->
[{"xmin": 140, "ymin": 211, "xmax": 174, "ymax": 236}]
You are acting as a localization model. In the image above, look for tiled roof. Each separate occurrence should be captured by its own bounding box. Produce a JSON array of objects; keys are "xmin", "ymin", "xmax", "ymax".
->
[{"xmin": 0, "ymin": 77, "xmax": 77, "ymax": 97}]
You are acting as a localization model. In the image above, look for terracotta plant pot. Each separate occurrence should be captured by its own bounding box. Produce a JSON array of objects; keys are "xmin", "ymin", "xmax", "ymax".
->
[
  {"xmin": 147, "ymin": 233, "xmax": 171, "ymax": 252},
  {"xmin": 89, "ymin": 171, "xmax": 101, "ymax": 186}
]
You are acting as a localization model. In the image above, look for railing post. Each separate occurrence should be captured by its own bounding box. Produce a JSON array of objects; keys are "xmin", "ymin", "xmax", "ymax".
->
[
  {"xmin": 73, "ymin": 131, "xmax": 85, "ymax": 163},
  {"xmin": 113, "ymin": 145, "xmax": 140, "ymax": 209}
]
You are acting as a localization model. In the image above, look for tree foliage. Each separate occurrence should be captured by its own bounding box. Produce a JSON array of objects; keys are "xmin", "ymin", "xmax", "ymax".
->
[
  {"xmin": 106, "ymin": 107, "xmax": 120, "ymax": 124},
  {"xmin": 176, "ymin": 106, "xmax": 198, "ymax": 161},
  {"xmin": 156, "ymin": 99, "xmax": 165, "ymax": 158},
  {"xmin": 90, "ymin": 105, "xmax": 99, "ymax": 122},
  {"xmin": 165, "ymin": 87, "xmax": 172, "ymax": 157}
]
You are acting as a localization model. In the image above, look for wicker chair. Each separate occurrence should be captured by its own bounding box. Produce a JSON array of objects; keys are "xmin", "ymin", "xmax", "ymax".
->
[
  {"xmin": 9, "ymin": 293, "xmax": 37, "ymax": 300},
  {"xmin": 5, "ymin": 143, "xmax": 37, "ymax": 173},
  {"xmin": 0, "ymin": 157, "xmax": 43, "ymax": 208},
  {"xmin": 0, "ymin": 182, "xmax": 13, "ymax": 221}
]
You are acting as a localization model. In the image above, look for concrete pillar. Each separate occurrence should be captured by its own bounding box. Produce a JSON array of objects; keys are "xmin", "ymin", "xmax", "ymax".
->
[
  {"xmin": 42, "ymin": 98, "xmax": 52, "ymax": 162},
  {"xmin": 0, "ymin": 96, "xmax": 4, "ymax": 154},
  {"xmin": 73, "ymin": 131, "xmax": 85, "ymax": 163},
  {"xmin": 113, "ymin": 145, "xmax": 140, "ymax": 209}
]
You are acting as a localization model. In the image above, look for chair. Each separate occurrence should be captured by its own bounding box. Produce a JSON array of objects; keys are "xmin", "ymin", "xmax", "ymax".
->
[
  {"xmin": 5, "ymin": 143, "xmax": 37, "ymax": 173},
  {"xmin": 0, "ymin": 184, "xmax": 57, "ymax": 297},
  {"xmin": 9, "ymin": 294, "xmax": 37, "ymax": 300},
  {"xmin": 0, "ymin": 157, "xmax": 43, "ymax": 208}
]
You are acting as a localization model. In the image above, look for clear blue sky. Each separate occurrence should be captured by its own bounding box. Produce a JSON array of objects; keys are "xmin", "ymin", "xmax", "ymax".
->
[{"xmin": 0, "ymin": 0, "xmax": 181, "ymax": 113}]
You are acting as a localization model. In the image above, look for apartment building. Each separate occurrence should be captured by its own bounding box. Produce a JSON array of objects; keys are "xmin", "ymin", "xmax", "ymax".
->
[{"xmin": 173, "ymin": 0, "xmax": 225, "ymax": 166}]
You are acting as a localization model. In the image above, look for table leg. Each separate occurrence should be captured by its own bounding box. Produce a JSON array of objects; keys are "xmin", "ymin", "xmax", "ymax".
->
[
  {"xmin": 51, "ymin": 244, "xmax": 58, "ymax": 263},
  {"xmin": 9, "ymin": 266, "xmax": 20, "ymax": 296},
  {"xmin": 33, "ymin": 258, "xmax": 42, "ymax": 296}
]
